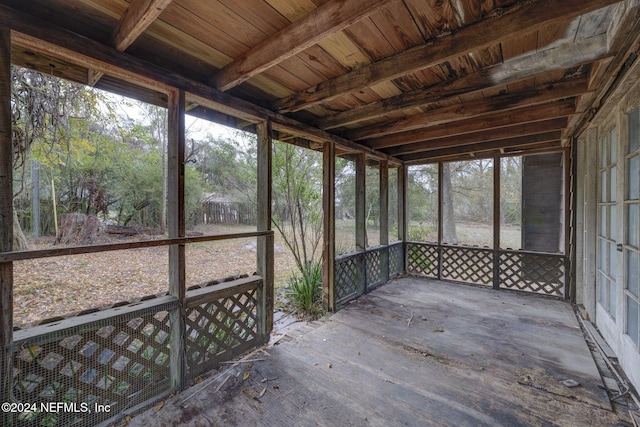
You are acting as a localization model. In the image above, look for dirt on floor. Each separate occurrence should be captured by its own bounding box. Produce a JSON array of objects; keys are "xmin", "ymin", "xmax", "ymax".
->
[{"xmin": 13, "ymin": 224, "xmax": 298, "ymax": 328}]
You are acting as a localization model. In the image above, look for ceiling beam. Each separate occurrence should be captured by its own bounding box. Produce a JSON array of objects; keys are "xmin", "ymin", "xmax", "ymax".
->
[
  {"xmin": 364, "ymin": 99, "xmax": 576, "ymax": 149},
  {"xmin": 387, "ymin": 117, "xmax": 568, "ymax": 156},
  {"xmin": 344, "ymin": 77, "xmax": 588, "ymax": 141},
  {"xmin": 210, "ymin": 0, "xmax": 394, "ymax": 92},
  {"xmin": 399, "ymin": 131, "xmax": 563, "ymax": 162},
  {"xmin": 315, "ymin": 34, "xmax": 609, "ymax": 130},
  {"xmin": 88, "ymin": 0, "xmax": 174, "ymax": 86},
  {"xmin": 0, "ymin": 4, "xmax": 399, "ymax": 165},
  {"xmin": 404, "ymin": 141, "xmax": 564, "ymax": 164},
  {"xmin": 272, "ymin": 0, "xmax": 620, "ymax": 114}
]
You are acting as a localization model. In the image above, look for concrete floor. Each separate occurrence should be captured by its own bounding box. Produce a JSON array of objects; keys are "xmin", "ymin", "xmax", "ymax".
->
[{"xmin": 125, "ymin": 278, "xmax": 630, "ymax": 426}]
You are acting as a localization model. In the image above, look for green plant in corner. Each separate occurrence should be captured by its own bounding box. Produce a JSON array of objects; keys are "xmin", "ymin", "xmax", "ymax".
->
[{"xmin": 285, "ymin": 260, "xmax": 323, "ymax": 320}]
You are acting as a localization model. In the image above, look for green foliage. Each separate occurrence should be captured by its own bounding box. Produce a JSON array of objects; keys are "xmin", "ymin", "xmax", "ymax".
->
[
  {"xmin": 272, "ymin": 141, "xmax": 323, "ymax": 273},
  {"xmin": 407, "ymin": 224, "xmax": 436, "ymax": 242},
  {"xmin": 285, "ymin": 260, "xmax": 323, "ymax": 319}
]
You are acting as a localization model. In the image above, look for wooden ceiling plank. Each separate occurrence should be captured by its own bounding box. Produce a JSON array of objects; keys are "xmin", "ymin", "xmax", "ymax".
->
[
  {"xmin": 272, "ymin": 0, "xmax": 620, "ymax": 113},
  {"xmin": 88, "ymin": 0, "xmax": 174, "ymax": 86},
  {"xmin": 111, "ymin": 0, "xmax": 174, "ymax": 51},
  {"xmin": 0, "ymin": 4, "xmax": 399, "ymax": 165},
  {"xmin": 344, "ymin": 77, "xmax": 588, "ymax": 140},
  {"xmin": 210, "ymin": 0, "xmax": 395, "ymax": 91},
  {"xmin": 400, "ymin": 131, "xmax": 562, "ymax": 162},
  {"xmin": 404, "ymin": 141, "xmax": 564, "ymax": 164},
  {"xmin": 315, "ymin": 33, "xmax": 609, "ymax": 129},
  {"xmin": 364, "ymin": 99, "xmax": 576, "ymax": 149},
  {"xmin": 387, "ymin": 117, "xmax": 568, "ymax": 156}
]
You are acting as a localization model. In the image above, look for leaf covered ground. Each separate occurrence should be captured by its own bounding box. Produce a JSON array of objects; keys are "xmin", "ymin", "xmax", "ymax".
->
[{"xmin": 13, "ymin": 224, "xmax": 298, "ymax": 328}]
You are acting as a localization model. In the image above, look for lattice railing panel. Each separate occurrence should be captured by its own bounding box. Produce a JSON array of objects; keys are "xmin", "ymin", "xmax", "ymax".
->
[
  {"xmin": 335, "ymin": 253, "xmax": 362, "ymax": 305},
  {"xmin": 12, "ymin": 299, "xmax": 176, "ymax": 427},
  {"xmin": 365, "ymin": 248, "xmax": 385, "ymax": 289},
  {"xmin": 499, "ymin": 251, "xmax": 566, "ymax": 297},
  {"xmin": 442, "ymin": 246, "xmax": 493, "ymax": 286},
  {"xmin": 185, "ymin": 285, "xmax": 260, "ymax": 377},
  {"xmin": 389, "ymin": 243, "xmax": 404, "ymax": 278},
  {"xmin": 406, "ymin": 243, "xmax": 438, "ymax": 277}
]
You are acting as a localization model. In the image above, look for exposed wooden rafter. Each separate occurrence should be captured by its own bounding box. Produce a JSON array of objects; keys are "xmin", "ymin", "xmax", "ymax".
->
[
  {"xmin": 344, "ymin": 77, "xmax": 589, "ymax": 141},
  {"xmin": 272, "ymin": 0, "xmax": 620, "ymax": 114},
  {"xmin": 210, "ymin": 0, "xmax": 394, "ymax": 92},
  {"xmin": 88, "ymin": 0, "xmax": 174, "ymax": 86},
  {"xmin": 364, "ymin": 100, "xmax": 576, "ymax": 150},
  {"xmin": 315, "ymin": 34, "xmax": 609, "ymax": 130}
]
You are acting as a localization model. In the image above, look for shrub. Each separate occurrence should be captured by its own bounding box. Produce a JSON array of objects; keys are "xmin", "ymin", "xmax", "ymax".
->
[{"xmin": 286, "ymin": 260, "xmax": 323, "ymax": 319}]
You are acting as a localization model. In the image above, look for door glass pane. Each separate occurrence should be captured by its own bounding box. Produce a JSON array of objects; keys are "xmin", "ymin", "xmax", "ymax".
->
[
  {"xmin": 600, "ymin": 205, "xmax": 607, "ymax": 237},
  {"xmin": 630, "ymin": 108, "xmax": 639, "ymax": 153},
  {"xmin": 601, "ymin": 239, "xmax": 607, "ymax": 269},
  {"xmin": 610, "ymin": 242, "xmax": 617, "ymax": 277},
  {"xmin": 611, "ymin": 128, "xmax": 617, "ymax": 163},
  {"xmin": 601, "ymin": 171, "xmax": 607, "ymax": 202},
  {"xmin": 609, "ymin": 281, "xmax": 617, "ymax": 317},
  {"xmin": 611, "ymin": 205, "xmax": 617, "ymax": 241},
  {"xmin": 629, "ymin": 156, "xmax": 639, "ymax": 200},
  {"xmin": 601, "ymin": 137, "xmax": 607, "ymax": 168},
  {"xmin": 611, "ymin": 166, "xmax": 617, "ymax": 202},
  {"xmin": 628, "ymin": 251, "xmax": 639, "ymax": 297},
  {"xmin": 629, "ymin": 204, "xmax": 639, "ymax": 248},
  {"xmin": 599, "ymin": 273, "xmax": 606, "ymax": 302},
  {"xmin": 627, "ymin": 297, "xmax": 639, "ymax": 346}
]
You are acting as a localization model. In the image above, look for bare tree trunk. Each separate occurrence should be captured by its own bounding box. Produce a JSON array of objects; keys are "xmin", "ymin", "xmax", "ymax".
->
[
  {"xmin": 12, "ymin": 209, "xmax": 28, "ymax": 251},
  {"xmin": 442, "ymin": 163, "xmax": 458, "ymax": 244}
]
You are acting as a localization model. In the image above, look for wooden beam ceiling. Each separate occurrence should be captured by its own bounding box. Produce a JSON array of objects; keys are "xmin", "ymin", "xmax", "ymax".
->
[
  {"xmin": 344, "ymin": 77, "xmax": 589, "ymax": 141},
  {"xmin": 315, "ymin": 34, "xmax": 609, "ymax": 130},
  {"xmin": 400, "ymin": 131, "xmax": 563, "ymax": 162},
  {"xmin": 364, "ymin": 99, "xmax": 576, "ymax": 150},
  {"xmin": 88, "ymin": 0, "xmax": 174, "ymax": 86},
  {"xmin": 271, "ymin": 0, "xmax": 620, "ymax": 114},
  {"xmin": 210, "ymin": 0, "xmax": 394, "ymax": 92}
]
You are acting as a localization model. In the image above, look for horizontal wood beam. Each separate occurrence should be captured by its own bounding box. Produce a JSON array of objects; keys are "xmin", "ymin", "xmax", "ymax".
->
[
  {"xmin": 316, "ymin": 34, "xmax": 609, "ymax": 130},
  {"xmin": 404, "ymin": 141, "xmax": 564, "ymax": 164},
  {"xmin": 0, "ymin": 4, "xmax": 400, "ymax": 165},
  {"xmin": 346, "ymin": 78, "xmax": 588, "ymax": 141},
  {"xmin": 400, "ymin": 131, "xmax": 562, "ymax": 162},
  {"xmin": 111, "ymin": 0, "xmax": 174, "ymax": 51},
  {"xmin": 387, "ymin": 117, "xmax": 568, "ymax": 156},
  {"xmin": 89, "ymin": 0, "xmax": 174, "ymax": 86},
  {"xmin": 272, "ymin": 0, "xmax": 619, "ymax": 113},
  {"xmin": 210, "ymin": 0, "xmax": 393, "ymax": 92},
  {"xmin": 364, "ymin": 99, "xmax": 576, "ymax": 149}
]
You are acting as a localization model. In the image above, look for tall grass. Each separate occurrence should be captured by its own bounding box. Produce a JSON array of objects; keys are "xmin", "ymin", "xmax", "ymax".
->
[{"xmin": 286, "ymin": 260, "xmax": 323, "ymax": 319}]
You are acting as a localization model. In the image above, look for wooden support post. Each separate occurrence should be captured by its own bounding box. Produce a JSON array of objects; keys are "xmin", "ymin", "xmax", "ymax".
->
[
  {"xmin": 322, "ymin": 141, "xmax": 336, "ymax": 311},
  {"xmin": 437, "ymin": 163, "xmax": 444, "ymax": 280},
  {"xmin": 493, "ymin": 156, "xmax": 501, "ymax": 289},
  {"xmin": 257, "ymin": 121, "xmax": 273, "ymax": 337},
  {"xmin": 563, "ymin": 147, "xmax": 572, "ymax": 300},
  {"xmin": 0, "ymin": 28, "xmax": 13, "ymax": 422},
  {"xmin": 167, "ymin": 89, "xmax": 186, "ymax": 390},
  {"xmin": 379, "ymin": 160, "xmax": 389, "ymax": 282},
  {"xmin": 355, "ymin": 153, "xmax": 366, "ymax": 293},
  {"xmin": 398, "ymin": 164, "xmax": 407, "ymax": 243},
  {"xmin": 399, "ymin": 164, "xmax": 407, "ymax": 273},
  {"xmin": 569, "ymin": 140, "xmax": 578, "ymax": 302}
]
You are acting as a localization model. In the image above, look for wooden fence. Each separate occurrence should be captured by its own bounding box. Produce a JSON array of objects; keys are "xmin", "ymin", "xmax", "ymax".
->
[{"xmin": 196, "ymin": 202, "xmax": 257, "ymax": 226}]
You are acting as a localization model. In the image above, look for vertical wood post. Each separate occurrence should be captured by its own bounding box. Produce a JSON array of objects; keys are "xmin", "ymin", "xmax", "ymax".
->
[
  {"xmin": 167, "ymin": 89, "xmax": 185, "ymax": 390},
  {"xmin": 257, "ymin": 121, "xmax": 273, "ymax": 337},
  {"xmin": 322, "ymin": 141, "xmax": 335, "ymax": 311},
  {"xmin": 355, "ymin": 154, "xmax": 366, "ymax": 293},
  {"xmin": 493, "ymin": 156, "xmax": 501, "ymax": 289},
  {"xmin": 569, "ymin": 140, "xmax": 578, "ymax": 302},
  {"xmin": 437, "ymin": 163, "xmax": 444, "ymax": 280},
  {"xmin": 379, "ymin": 160, "xmax": 389, "ymax": 282},
  {"xmin": 399, "ymin": 164, "xmax": 407, "ymax": 273},
  {"xmin": 0, "ymin": 28, "xmax": 13, "ymax": 423},
  {"xmin": 563, "ymin": 147, "xmax": 572, "ymax": 300}
]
